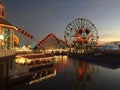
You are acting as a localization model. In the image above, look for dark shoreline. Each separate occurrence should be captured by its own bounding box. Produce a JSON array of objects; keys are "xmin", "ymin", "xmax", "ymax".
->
[
  {"xmin": 68, "ymin": 53, "xmax": 120, "ymax": 69},
  {"xmin": 68, "ymin": 53, "xmax": 120, "ymax": 64}
]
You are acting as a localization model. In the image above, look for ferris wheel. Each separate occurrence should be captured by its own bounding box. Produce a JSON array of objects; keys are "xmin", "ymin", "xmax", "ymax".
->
[{"xmin": 64, "ymin": 18, "xmax": 99, "ymax": 51}]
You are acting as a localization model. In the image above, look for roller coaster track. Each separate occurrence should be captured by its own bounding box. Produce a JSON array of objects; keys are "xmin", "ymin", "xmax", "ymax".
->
[
  {"xmin": 15, "ymin": 28, "xmax": 68, "ymax": 50},
  {"xmin": 33, "ymin": 33, "xmax": 68, "ymax": 50}
]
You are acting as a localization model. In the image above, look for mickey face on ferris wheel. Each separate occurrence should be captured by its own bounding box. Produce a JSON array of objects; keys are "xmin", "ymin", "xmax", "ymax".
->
[{"xmin": 76, "ymin": 26, "xmax": 90, "ymax": 43}]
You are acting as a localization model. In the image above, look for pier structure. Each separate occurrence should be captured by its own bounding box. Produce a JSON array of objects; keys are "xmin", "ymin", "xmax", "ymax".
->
[
  {"xmin": 0, "ymin": 50, "xmax": 15, "ymax": 90},
  {"xmin": 16, "ymin": 53, "xmax": 54, "ymax": 66},
  {"xmin": 0, "ymin": 50, "xmax": 15, "ymax": 78}
]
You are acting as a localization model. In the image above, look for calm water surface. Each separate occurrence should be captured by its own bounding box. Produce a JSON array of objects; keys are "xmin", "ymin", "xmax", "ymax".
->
[{"xmin": 10, "ymin": 56, "xmax": 120, "ymax": 90}]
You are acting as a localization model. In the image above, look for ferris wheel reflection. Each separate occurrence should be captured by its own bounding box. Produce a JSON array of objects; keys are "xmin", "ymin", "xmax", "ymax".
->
[{"xmin": 64, "ymin": 60, "xmax": 99, "ymax": 90}]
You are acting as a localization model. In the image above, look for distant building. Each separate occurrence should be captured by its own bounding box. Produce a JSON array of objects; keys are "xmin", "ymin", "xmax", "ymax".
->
[{"xmin": 98, "ymin": 41, "xmax": 120, "ymax": 52}]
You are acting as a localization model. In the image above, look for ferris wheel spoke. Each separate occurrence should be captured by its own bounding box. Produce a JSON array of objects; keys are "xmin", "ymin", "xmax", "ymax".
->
[
  {"xmin": 70, "ymin": 23, "xmax": 76, "ymax": 30},
  {"xmin": 84, "ymin": 20, "xmax": 87, "ymax": 28},
  {"xmin": 80, "ymin": 18, "xmax": 83, "ymax": 28},
  {"xmin": 66, "ymin": 34, "xmax": 76, "ymax": 37},
  {"xmin": 76, "ymin": 20, "xmax": 80, "ymax": 29},
  {"xmin": 75, "ymin": 19, "xmax": 80, "ymax": 29},
  {"xmin": 86, "ymin": 20, "xmax": 91, "ymax": 29},
  {"xmin": 75, "ymin": 20, "xmax": 80, "ymax": 29},
  {"xmin": 65, "ymin": 31, "xmax": 76, "ymax": 37},
  {"xmin": 83, "ymin": 19, "xmax": 86, "ymax": 27},
  {"xmin": 87, "ymin": 21, "xmax": 92, "ymax": 30},
  {"xmin": 72, "ymin": 21, "xmax": 78, "ymax": 29},
  {"xmin": 81, "ymin": 18, "xmax": 84, "ymax": 27},
  {"xmin": 81, "ymin": 19, "xmax": 84, "ymax": 27},
  {"xmin": 65, "ymin": 28, "xmax": 71, "ymax": 32},
  {"xmin": 89, "ymin": 28, "xmax": 95, "ymax": 32},
  {"xmin": 77, "ymin": 19, "xmax": 82, "ymax": 28},
  {"xmin": 69, "ymin": 35, "xmax": 76, "ymax": 37},
  {"xmin": 82, "ymin": 19, "xmax": 86, "ymax": 27},
  {"xmin": 69, "ymin": 23, "xmax": 77, "ymax": 32},
  {"xmin": 92, "ymin": 27, "xmax": 97, "ymax": 33},
  {"xmin": 89, "ymin": 23, "xmax": 94, "ymax": 30}
]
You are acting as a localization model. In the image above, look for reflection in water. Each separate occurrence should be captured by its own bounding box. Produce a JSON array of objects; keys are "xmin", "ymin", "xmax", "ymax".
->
[
  {"xmin": 52, "ymin": 56, "xmax": 99, "ymax": 90},
  {"xmin": 3, "ymin": 55, "xmax": 120, "ymax": 90},
  {"xmin": 28, "ymin": 67, "xmax": 56, "ymax": 85},
  {"xmin": 64, "ymin": 59, "xmax": 99, "ymax": 90},
  {"xmin": 26, "ymin": 56, "xmax": 99, "ymax": 90},
  {"xmin": 8, "ymin": 63, "xmax": 56, "ymax": 90},
  {"xmin": 54, "ymin": 55, "xmax": 69, "ymax": 71}
]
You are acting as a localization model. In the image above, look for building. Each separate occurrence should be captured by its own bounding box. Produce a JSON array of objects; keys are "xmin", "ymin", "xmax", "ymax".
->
[
  {"xmin": 0, "ymin": 2, "xmax": 16, "ymax": 50},
  {"xmin": 0, "ymin": 3, "xmax": 16, "ymax": 90},
  {"xmin": 0, "ymin": 50, "xmax": 16, "ymax": 90}
]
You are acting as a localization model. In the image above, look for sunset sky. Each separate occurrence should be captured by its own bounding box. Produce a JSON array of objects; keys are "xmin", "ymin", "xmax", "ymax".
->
[{"xmin": 2, "ymin": 0, "xmax": 120, "ymax": 42}]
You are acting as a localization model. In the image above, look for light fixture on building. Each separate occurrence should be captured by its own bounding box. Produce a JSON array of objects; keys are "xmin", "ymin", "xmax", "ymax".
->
[{"xmin": 0, "ymin": 35, "xmax": 4, "ymax": 40}]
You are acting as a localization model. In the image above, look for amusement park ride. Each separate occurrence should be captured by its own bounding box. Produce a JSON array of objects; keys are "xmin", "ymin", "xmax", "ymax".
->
[
  {"xmin": 15, "ymin": 18, "xmax": 99, "ymax": 53},
  {"xmin": 0, "ymin": 2, "xmax": 100, "ymax": 54},
  {"xmin": 14, "ymin": 18, "xmax": 99, "ymax": 54},
  {"xmin": 64, "ymin": 18, "xmax": 99, "ymax": 53}
]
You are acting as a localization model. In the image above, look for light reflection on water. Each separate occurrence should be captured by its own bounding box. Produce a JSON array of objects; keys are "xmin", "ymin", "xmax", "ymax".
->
[
  {"xmin": 64, "ymin": 59, "xmax": 99, "ymax": 90},
  {"xmin": 8, "ymin": 56, "xmax": 120, "ymax": 90}
]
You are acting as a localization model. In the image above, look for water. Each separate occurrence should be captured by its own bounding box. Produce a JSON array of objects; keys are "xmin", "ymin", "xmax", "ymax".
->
[{"xmin": 8, "ymin": 56, "xmax": 120, "ymax": 90}]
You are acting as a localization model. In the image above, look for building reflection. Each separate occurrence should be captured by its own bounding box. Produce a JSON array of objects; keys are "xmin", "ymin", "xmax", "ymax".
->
[
  {"xmin": 28, "ymin": 66, "xmax": 56, "ymax": 85},
  {"xmin": 3, "ymin": 55, "xmax": 101, "ymax": 90},
  {"xmin": 64, "ymin": 60, "xmax": 99, "ymax": 90},
  {"xmin": 54, "ymin": 55, "xmax": 69, "ymax": 72},
  {"xmin": 7, "ymin": 57, "xmax": 56, "ymax": 89}
]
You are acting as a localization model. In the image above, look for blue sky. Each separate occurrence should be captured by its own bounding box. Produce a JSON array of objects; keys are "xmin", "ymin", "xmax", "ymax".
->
[{"xmin": 2, "ymin": 0, "xmax": 120, "ymax": 41}]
